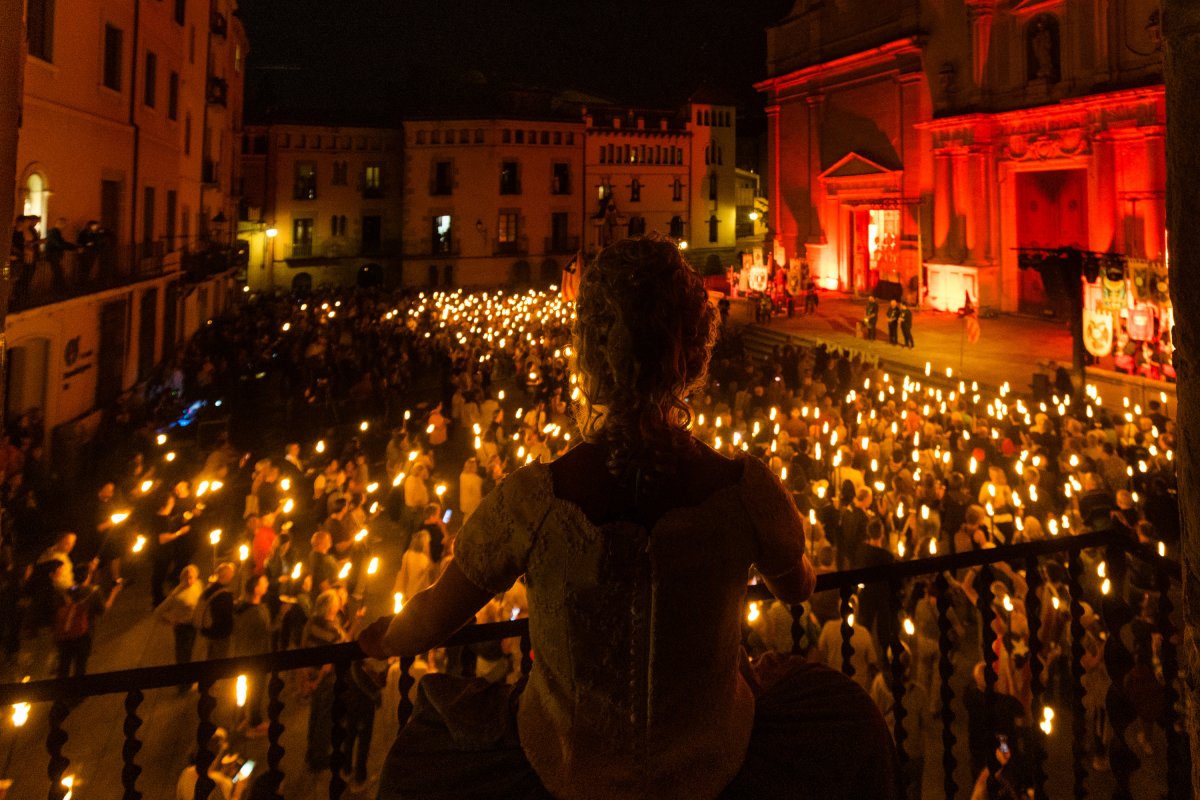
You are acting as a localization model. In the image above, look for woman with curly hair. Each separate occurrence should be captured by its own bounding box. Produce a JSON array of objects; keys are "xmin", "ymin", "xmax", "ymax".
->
[{"xmin": 359, "ymin": 236, "xmax": 895, "ymax": 799}]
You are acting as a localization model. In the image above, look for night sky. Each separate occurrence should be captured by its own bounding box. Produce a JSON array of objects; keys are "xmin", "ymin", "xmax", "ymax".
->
[{"xmin": 238, "ymin": 0, "xmax": 796, "ymax": 120}]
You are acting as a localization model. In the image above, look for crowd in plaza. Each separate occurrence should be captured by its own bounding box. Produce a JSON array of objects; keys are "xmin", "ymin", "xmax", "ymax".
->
[{"xmin": 0, "ymin": 270, "xmax": 1181, "ymax": 797}]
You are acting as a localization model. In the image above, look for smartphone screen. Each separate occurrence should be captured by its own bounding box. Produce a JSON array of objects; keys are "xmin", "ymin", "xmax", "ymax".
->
[
  {"xmin": 236, "ymin": 760, "xmax": 255, "ymax": 781},
  {"xmin": 442, "ymin": 509, "xmax": 452, "ymax": 524}
]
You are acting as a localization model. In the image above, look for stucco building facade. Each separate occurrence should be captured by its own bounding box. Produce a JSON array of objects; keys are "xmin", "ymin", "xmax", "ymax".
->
[{"xmin": 10, "ymin": 0, "xmax": 246, "ymax": 449}]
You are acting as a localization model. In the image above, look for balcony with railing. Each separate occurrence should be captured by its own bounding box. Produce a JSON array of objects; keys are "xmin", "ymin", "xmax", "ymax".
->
[
  {"xmin": 0, "ymin": 530, "xmax": 1182, "ymax": 799},
  {"xmin": 9, "ymin": 239, "xmax": 180, "ymax": 312},
  {"xmin": 493, "ymin": 236, "xmax": 528, "ymax": 257}
]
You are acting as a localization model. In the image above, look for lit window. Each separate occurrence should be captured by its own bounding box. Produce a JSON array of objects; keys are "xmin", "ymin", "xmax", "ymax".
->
[
  {"xmin": 293, "ymin": 162, "xmax": 316, "ymax": 200},
  {"xmin": 364, "ymin": 164, "xmax": 383, "ymax": 197},
  {"xmin": 432, "ymin": 215, "xmax": 452, "ymax": 254},
  {"xmin": 497, "ymin": 212, "xmax": 518, "ymax": 243}
]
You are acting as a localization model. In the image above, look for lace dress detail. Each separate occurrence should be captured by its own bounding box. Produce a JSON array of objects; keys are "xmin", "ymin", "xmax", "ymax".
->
[{"xmin": 453, "ymin": 454, "xmax": 807, "ymax": 800}]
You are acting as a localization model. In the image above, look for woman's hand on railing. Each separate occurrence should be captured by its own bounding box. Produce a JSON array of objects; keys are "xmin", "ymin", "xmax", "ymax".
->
[{"xmin": 357, "ymin": 615, "xmax": 392, "ymax": 659}]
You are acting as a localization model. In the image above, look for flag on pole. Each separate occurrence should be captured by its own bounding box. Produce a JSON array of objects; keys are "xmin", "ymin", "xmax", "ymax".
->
[
  {"xmin": 959, "ymin": 291, "xmax": 981, "ymax": 343},
  {"xmin": 562, "ymin": 251, "xmax": 582, "ymax": 302}
]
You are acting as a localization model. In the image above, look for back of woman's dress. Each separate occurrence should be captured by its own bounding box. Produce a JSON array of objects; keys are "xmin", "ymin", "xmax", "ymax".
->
[{"xmin": 378, "ymin": 455, "xmax": 895, "ymax": 800}]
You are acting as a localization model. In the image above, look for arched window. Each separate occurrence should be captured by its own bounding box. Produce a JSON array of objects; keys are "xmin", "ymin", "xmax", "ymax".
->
[{"xmin": 1027, "ymin": 14, "xmax": 1060, "ymax": 84}]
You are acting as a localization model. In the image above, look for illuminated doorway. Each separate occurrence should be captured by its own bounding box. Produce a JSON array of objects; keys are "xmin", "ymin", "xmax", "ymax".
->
[
  {"xmin": 849, "ymin": 207, "xmax": 899, "ymax": 294},
  {"xmin": 1016, "ymin": 169, "xmax": 1087, "ymax": 317}
]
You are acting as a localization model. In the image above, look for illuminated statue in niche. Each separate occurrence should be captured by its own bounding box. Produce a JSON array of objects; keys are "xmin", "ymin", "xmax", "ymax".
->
[{"xmin": 1028, "ymin": 14, "xmax": 1060, "ymax": 84}]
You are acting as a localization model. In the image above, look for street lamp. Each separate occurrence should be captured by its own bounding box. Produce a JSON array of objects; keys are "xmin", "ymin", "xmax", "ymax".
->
[
  {"xmin": 264, "ymin": 226, "xmax": 278, "ymax": 291},
  {"xmin": 678, "ymin": 240, "xmax": 688, "ymax": 251}
]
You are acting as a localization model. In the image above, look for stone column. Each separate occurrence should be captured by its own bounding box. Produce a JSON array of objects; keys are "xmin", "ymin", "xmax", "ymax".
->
[
  {"xmin": 967, "ymin": 149, "xmax": 990, "ymax": 262},
  {"xmin": 807, "ymin": 94, "xmax": 825, "ymax": 242},
  {"xmin": 953, "ymin": 151, "xmax": 971, "ymax": 261},
  {"xmin": 1092, "ymin": 133, "xmax": 1118, "ymax": 253},
  {"xmin": 1143, "ymin": 130, "xmax": 1167, "ymax": 261},
  {"xmin": 934, "ymin": 151, "xmax": 953, "ymax": 258},
  {"xmin": 765, "ymin": 103, "xmax": 784, "ymax": 251},
  {"xmin": 1163, "ymin": 1, "xmax": 1200, "ymax": 790}
]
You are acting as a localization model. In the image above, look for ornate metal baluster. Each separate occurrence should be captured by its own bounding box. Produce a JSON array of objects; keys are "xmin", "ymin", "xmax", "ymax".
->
[
  {"xmin": 839, "ymin": 584, "xmax": 854, "ymax": 680},
  {"xmin": 194, "ymin": 678, "xmax": 217, "ymax": 800},
  {"xmin": 45, "ymin": 700, "xmax": 70, "ymax": 800},
  {"xmin": 977, "ymin": 565, "xmax": 999, "ymax": 779},
  {"xmin": 1156, "ymin": 564, "xmax": 1183, "ymax": 798},
  {"xmin": 1067, "ymin": 553, "xmax": 1087, "ymax": 800},
  {"xmin": 1024, "ymin": 557, "xmax": 1048, "ymax": 799},
  {"xmin": 520, "ymin": 630, "xmax": 533, "ymax": 676},
  {"xmin": 789, "ymin": 604, "xmax": 804, "ymax": 655},
  {"xmin": 934, "ymin": 571, "xmax": 958, "ymax": 800},
  {"xmin": 887, "ymin": 578, "xmax": 907, "ymax": 799},
  {"xmin": 121, "ymin": 689, "xmax": 144, "ymax": 800},
  {"xmin": 396, "ymin": 656, "xmax": 416, "ymax": 728},
  {"xmin": 265, "ymin": 671, "xmax": 285, "ymax": 800},
  {"xmin": 328, "ymin": 660, "xmax": 349, "ymax": 800}
]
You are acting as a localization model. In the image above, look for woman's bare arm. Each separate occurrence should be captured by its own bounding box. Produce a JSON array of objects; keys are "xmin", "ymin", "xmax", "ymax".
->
[
  {"xmin": 764, "ymin": 553, "xmax": 817, "ymax": 605},
  {"xmin": 358, "ymin": 560, "xmax": 495, "ymax": 658}
]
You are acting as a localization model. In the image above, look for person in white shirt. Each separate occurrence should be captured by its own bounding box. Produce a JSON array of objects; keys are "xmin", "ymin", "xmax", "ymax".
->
[{"xmin": 459, "ymin": 458, "xmax": 483, "ymax": 520}]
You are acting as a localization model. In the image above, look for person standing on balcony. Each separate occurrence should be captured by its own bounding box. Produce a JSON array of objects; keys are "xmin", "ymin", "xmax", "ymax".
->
[
  {"xmin": 44, "ymin": 218, "xmax": 76, "ymax": 296},
  {"xmin": 75, "ymin": 220, "xmax": 103, "ymax": 286},
  {"xmin": 11, "ymin": 215, "xmax": 41, "ymax": 307},
  {"xmin": 359, "ymin": 236, "xmax": 895, "ymax": 800}
]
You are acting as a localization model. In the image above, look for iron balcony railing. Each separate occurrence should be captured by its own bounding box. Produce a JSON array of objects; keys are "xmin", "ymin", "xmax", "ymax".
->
[
  {"xmin": 0, "ymin": 530, "xmax": 1182, "ymax": 799},
  {"xmin": 10, "ymin": 240, "xmax": 184, "ymax": 312}
]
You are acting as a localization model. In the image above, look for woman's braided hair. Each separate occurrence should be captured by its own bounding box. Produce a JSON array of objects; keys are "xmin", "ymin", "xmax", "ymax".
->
[{"xmin": 572, "ymin": 235, "xmax": 718, "ymax": 485}]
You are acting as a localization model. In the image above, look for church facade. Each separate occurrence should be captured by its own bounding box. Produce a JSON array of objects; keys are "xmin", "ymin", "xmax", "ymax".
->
[{"xmin": 757, "ymin": 0, "xmax": 1165, "ymax": 318}]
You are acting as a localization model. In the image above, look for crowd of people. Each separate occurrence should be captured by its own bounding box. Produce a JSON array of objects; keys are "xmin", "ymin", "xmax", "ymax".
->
[{"xmin": 0, "ymin": 276, "xmax": 1181, "ymax": 797}]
